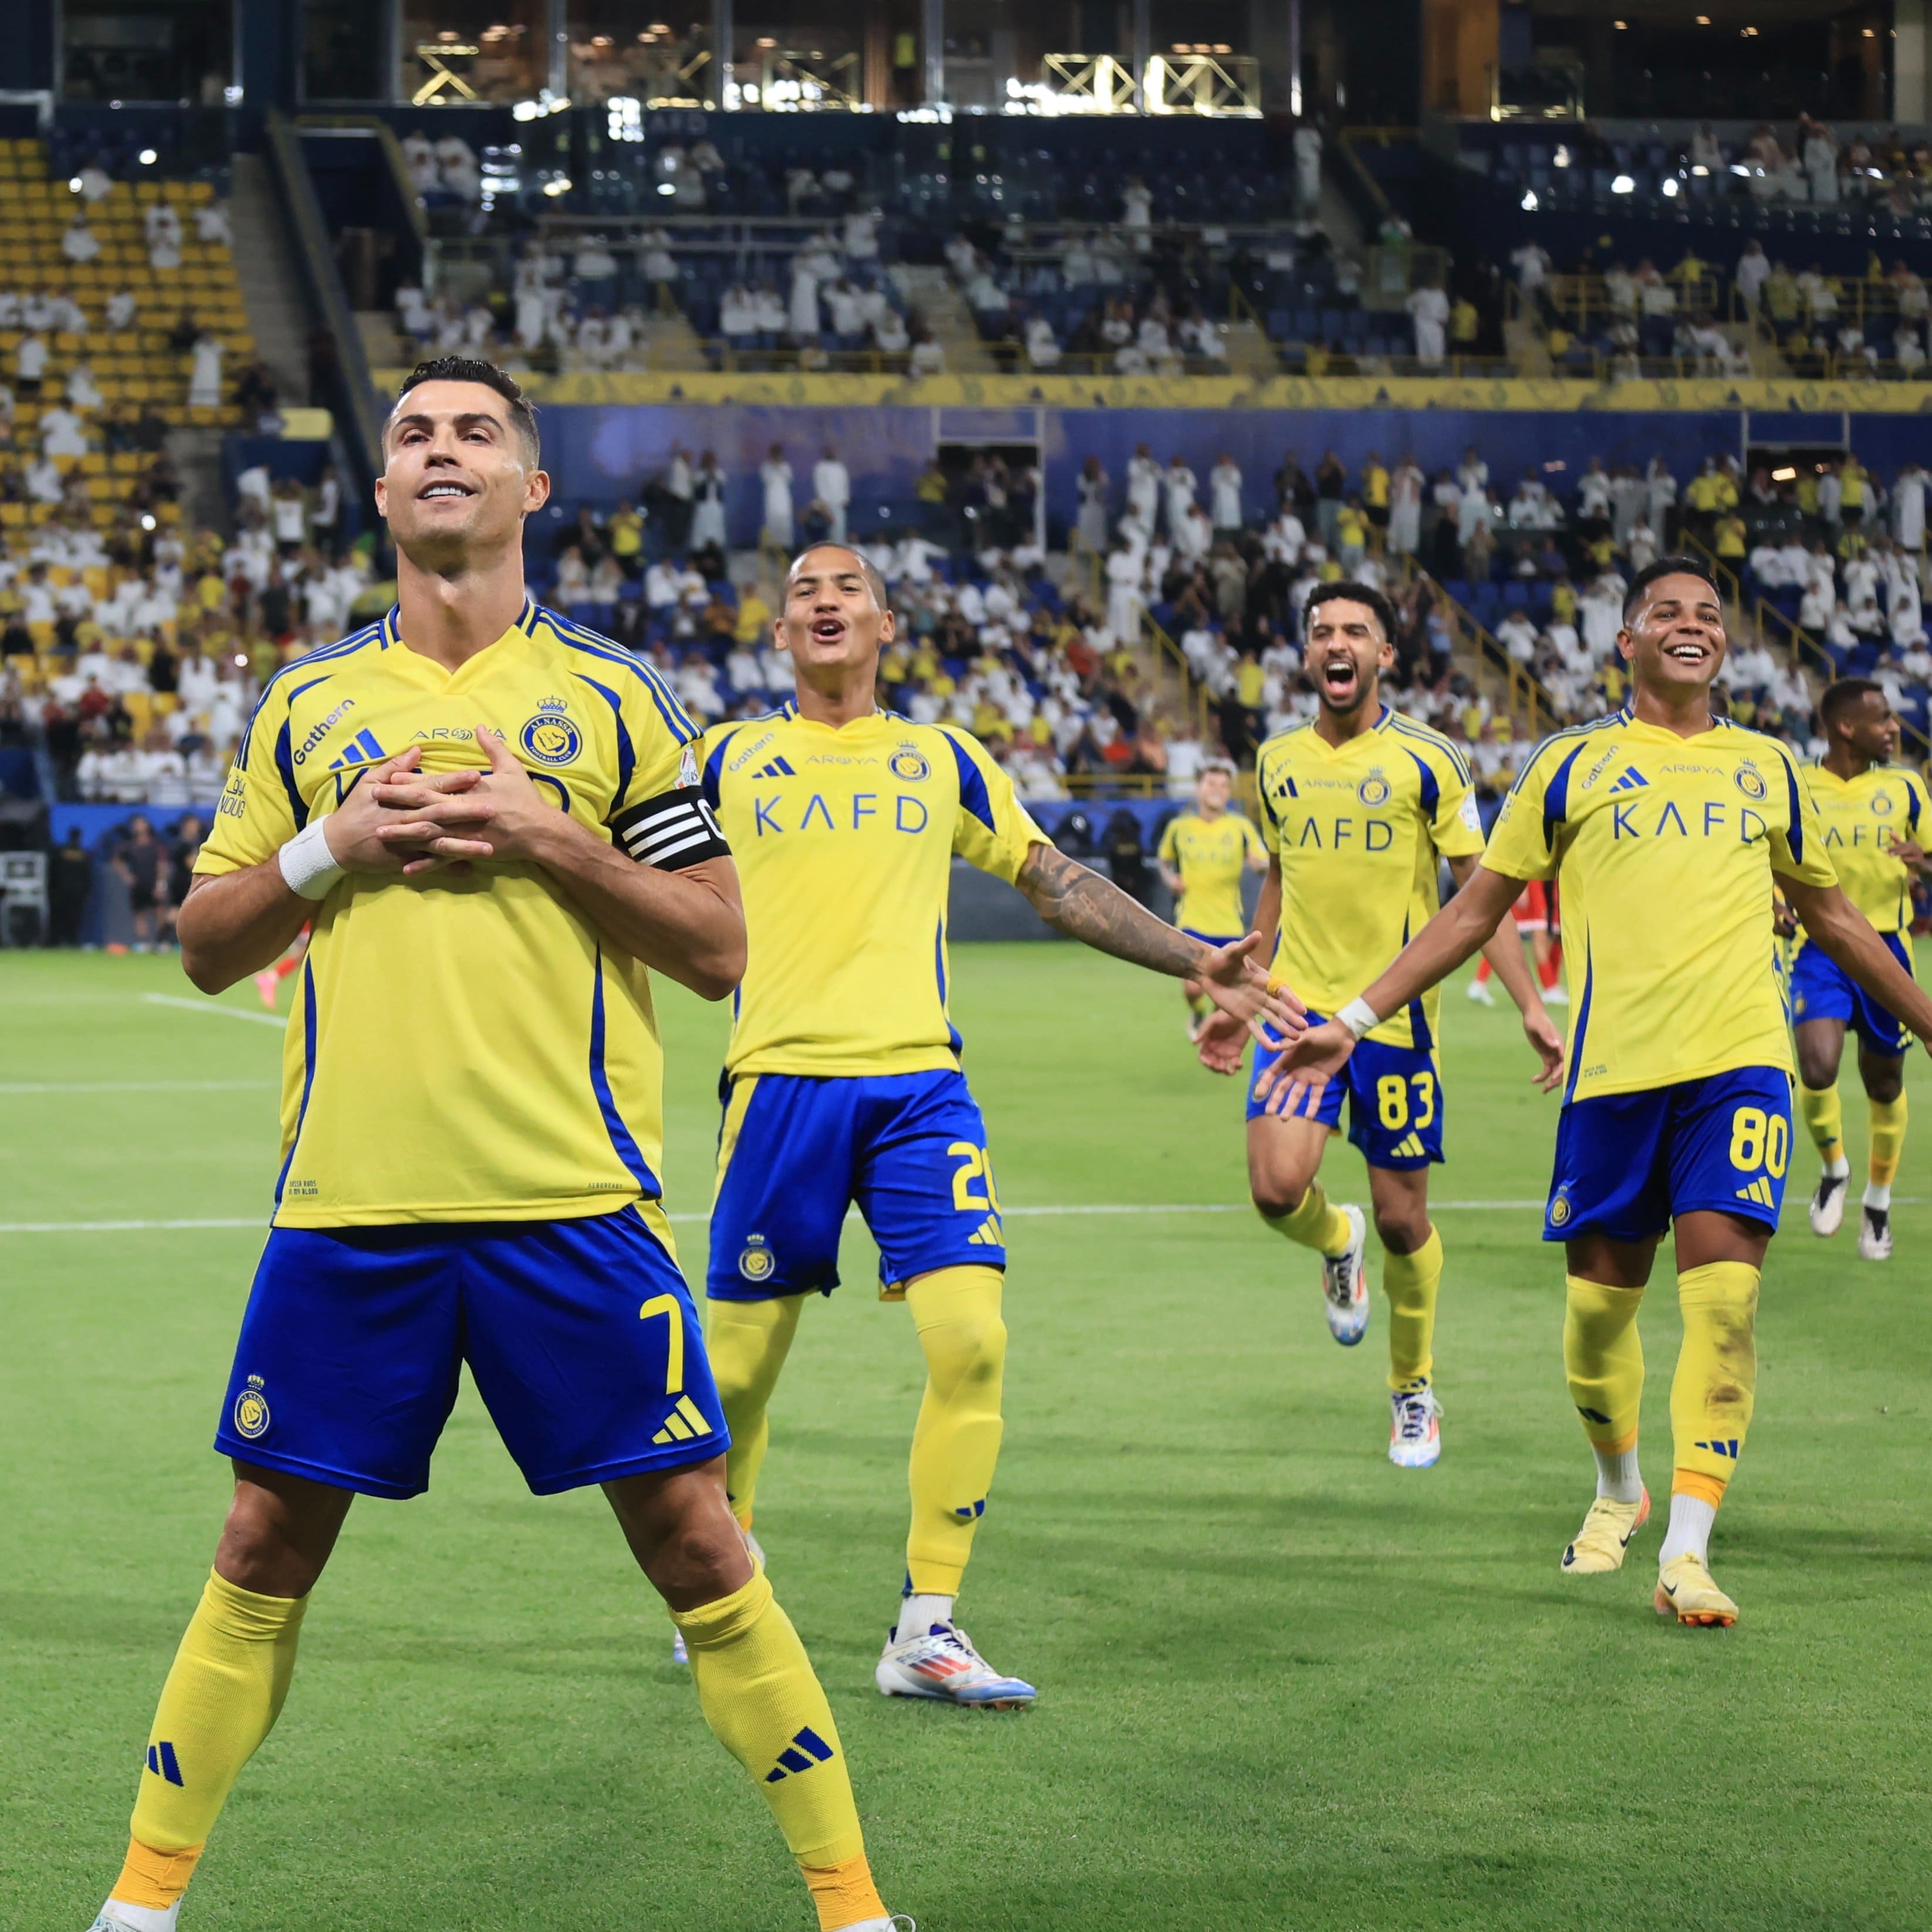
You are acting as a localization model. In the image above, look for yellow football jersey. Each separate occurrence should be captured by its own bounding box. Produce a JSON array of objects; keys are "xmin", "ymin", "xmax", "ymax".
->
[
  {"xmin": 1485, "ymin": 709, "xmax": 1837, "ymax": 1100},
  {"xmin": 701, "ymin": 706, "xmax": 1047, "ymax": 1078},
  {"xmin": 1254, "ymin": 708, "xmax": 1486, "ymax": 1048},
  {"xmin": 1157, "ymin": 810, "xmax": 1266, "ymax": 938},
  {"xmin": 196, "ymin": 601, "xmax": 707, "ymax": 1236},
  {"xmin": 1799, "ymin": 760, "xmax": 1927, "ymax": 933}
]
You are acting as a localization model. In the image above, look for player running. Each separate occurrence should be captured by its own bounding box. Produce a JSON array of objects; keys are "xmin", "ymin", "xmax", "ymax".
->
[
  {"xmin": 1156, "ymin": 758, "xmax": 1269, "ymax": 1040},
  {"xmin": 1465, "ymin": 879, "xmax": 1565, "ymax": 1007},
  {"xmin": 1196, "ymin": 583, "xmax": 1564, "ymax": 1468},
  {"xmin": 1263, "ymin": 559, "xmax": 1932, "ymax": 1626},
  {"xmin": 87, "ymin": 361, "xmax": 910, "ymax": 1932},
  {"xmin": 1791, "ymin": 676, "xmax": 1930, "ymax": 1260},
  {"xmin": 696, "ymin": 543, "xmax": 1300, "ymax": 1709}
]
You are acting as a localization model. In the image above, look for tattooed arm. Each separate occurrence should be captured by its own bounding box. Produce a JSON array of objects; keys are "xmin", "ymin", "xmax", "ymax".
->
[{"xmin": 1014, "ymin": 842, "xmax": 1302, "ymax": 1034}]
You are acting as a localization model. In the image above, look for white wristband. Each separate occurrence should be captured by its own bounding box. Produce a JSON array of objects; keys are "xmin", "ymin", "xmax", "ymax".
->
[
  {"xmin": 1337, "ymin": 996, "xmax": 1381, "ymax": 1040},
  {"xmin": 278, "ymin": 817, "xmax": 345, "ymax": 901}
]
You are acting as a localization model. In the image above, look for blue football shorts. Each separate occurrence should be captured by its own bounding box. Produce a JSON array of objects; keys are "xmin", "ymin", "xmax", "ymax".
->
[
  {"xmin": 1247, "ymin": 1016, "xmax": 1444, "ymax": 1169},
  {"xmin": 1544, "ymin": 1064, "xmax": 1794, "ymax": 1244},
  {"xmin": 707, "ymin": 1068, "xmax": 1004, "ymax": 1300},
  {"xmin": 214, "ymin": 1206, "xmax": 726, "ymax": 1498},
  {"xmin": 1790, "ymin": 932, "xmax": 1914, "ymax": 1057}
]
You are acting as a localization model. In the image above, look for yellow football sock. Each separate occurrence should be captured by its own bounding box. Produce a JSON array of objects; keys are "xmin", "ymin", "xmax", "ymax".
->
[
  {"xmin": 801, "ymin": 1852, "xmax": 891, "ymax": 1932},
  {"xmin": 1562, "ymin": 1276, "xmax": 1646, "ymax": 1451},
  {"xmin": 1798, "ymin": 1081, "xmax": 1845, "ymax": 1163},
  {"xmin": 905, "ymin": 1265, "xmax": 1006, "ymax": 1596},
  {"xmin": 1670, "ymin": 1261, "xmax": 1759, "ymax": 1487},
  {"xmin": 1869, "ymin": 1093, "xmax": 1908, "ymax": 1186},
  {"xmin": 1383, "ymin": 1226, "xmax": 1442, "ymax": 1390},
  {"xmin": 1261, "ymin": 1178, "xmax": 1352, "ymax": 1258},
  {"xmin": 671, "ymin": 1568, "xmax": 879, "ymax": 1908},
  {"xmin": 706, "ymin": 1292, "xmax": 806, "ymax": 1529},
  {"xmin": 116, "ymin": 1571, "xmax": 308, "ymax": 1906}
]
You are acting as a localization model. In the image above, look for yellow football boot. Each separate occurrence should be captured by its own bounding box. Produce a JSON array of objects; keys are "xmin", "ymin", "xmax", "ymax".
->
[
  {"xmin": 1559, "ymin": 1486, "xmax": 1650, "ymax": 1575},
  {"xmin": 1654, "ymin": 1554, "xmax": 1738, "ymax": 1627}
]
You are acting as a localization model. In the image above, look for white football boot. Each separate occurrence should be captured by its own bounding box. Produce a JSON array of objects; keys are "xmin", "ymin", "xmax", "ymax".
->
[
  {"xmin": 1465, "ymin": 977, "xmax": 1495, "ymax": 1006},
  {"xmin": 1388, "ymin": 1385, "xmax": 1442, "ymax": 1467},
  {"xmin": 875, "ymin": 1621, "xmax": 1035, "ymax": 1707},
  {"xmin": 89, "ymin": 1904, "xmax": 178, "ymax": 1932},
  {"xmin": 1809, "ymin": 1168, "xmax": 1849, "ymax": 1237},
  {"xmin": 1859, "ymin": 1204, "xmax": 1892, "ymax": 1261},
  {"xmin": 1322, "ymin": 1204, "xmax": 1371, "ymax": 1346}
]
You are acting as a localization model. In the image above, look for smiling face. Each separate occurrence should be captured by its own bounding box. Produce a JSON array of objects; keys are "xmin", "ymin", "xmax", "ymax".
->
[
  {"xmin": 777, "ymin": 544, "xmax": 894, "ymax": 681},
  {"xmin": 1305, "ymin": 596, "xmax": 1393, "ymax": 717},
  {"xmin": 1618, "ymin": 571, "xmax": 1727, "ymax": 699},
  {"xmin": 374, "ymin": 379, "xmax": 549, "ymax": 569}
]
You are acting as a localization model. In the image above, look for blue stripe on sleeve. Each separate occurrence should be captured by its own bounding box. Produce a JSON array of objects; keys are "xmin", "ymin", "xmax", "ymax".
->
[{"xmin": 942, "ymin": 729, "xmax": 997, "ymax": 834}]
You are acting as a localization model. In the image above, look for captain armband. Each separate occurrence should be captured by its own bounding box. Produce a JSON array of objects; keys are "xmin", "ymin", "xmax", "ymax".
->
[{"xmin": 608, "ymin": 787, "xmax": 731, "ymax": 871}]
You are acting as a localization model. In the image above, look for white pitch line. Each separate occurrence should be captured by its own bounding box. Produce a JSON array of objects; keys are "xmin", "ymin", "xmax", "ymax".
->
[
  {"xmin": 0, "ymin": 1080, "xmax": 277, "ymax": 1095},
  {"xmin": 141, "ymin": 993, "xmax": 285, "ymax": 1028},
  {"xmin": 3, "ymin": 1199, "xmax": 1918, "ymax": 1236}
]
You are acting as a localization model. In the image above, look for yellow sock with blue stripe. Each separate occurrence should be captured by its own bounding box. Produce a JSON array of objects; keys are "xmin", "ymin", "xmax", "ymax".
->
[
  {"xmin": 1263, "ymin": 1179, "xmax": 1353, "ymax": 1258},
  {"xmin": 905, "ymin": 1265, "xmax": 1006, "ymax": 1596},
  {"xmin": 707, "ymin": 1292, "xmax": 806, "ymax": 1529},
  {"xmin": 670, "ymin": 1568, "xmax": 885, "ymax": 1930},
  {"xmin": 1869, "ymin": 1093, "xmax": 1907, "ymax": 1190},
  {"xmin": 1564, "ymin": 1277, "xmax": 1646, "ymax": 1500},
  {"xmin": 1383, "ymin": 1227, "xmax": 1442, "ymax": 1390},
  {"xmin": 113, "ymin": 1571, "xmax": 308, "ymax": 1910},
  {"xmin": 1798, "ymin": 1082, "xmax": 1846, "ymax": 1169}
]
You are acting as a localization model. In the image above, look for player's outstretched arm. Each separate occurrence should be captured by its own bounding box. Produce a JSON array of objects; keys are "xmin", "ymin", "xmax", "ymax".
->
[
  {"xmin": 374, "ymin": 725, "xmax": 747, "ymax": 999},
  {"xmin": 1256, "ymin": 863, "xmax": 1531, "ymax": 1115},
  {"xmin": 1782, "ymin": 875, "xmax": 1932, "ymax": 1052},
  {"xmin": 1014, "ymin": 841, "xmax": 1304, "ymax": 1038},
  {"xmin": 178, "ymin": 746, "xmax": 439, "ymax": 993},
  {"xmin": 1449, "ymin": 854, "xmax": 1566, "ymax": 1092}
]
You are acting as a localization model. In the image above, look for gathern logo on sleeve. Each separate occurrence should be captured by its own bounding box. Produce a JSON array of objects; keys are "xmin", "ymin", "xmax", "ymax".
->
[{"xmin": 520, "ymin": 696, "xmax": 583, "ymax": 766}]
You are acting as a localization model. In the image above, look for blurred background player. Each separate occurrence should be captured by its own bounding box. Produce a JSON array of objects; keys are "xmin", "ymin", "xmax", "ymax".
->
[
  {"xmin": 696, "ymin": 543, "xmax": 1298, "ymax": 1708},
  {"xmin": 1792, "ymin": 677, "xmax": 1931, "ymax": 1260},
  {"xmin": 1156, "ymin": 757, "xmax": 1268, "ymax": 1040},
  {"xmin": 87, "ymin": 364, "xmax": 908, "ymax": 1932},
  {"xmin": 1199, "ymin": 583, "xmax": 1564, "ymax": 1467},
  {"xmin": 1264, "ymin": 560, "xmax": 1932, "ymax": 1628},
  {"xmin": 1466, "ymin": 880, "xmax": 1565, "ymax": 1008}
]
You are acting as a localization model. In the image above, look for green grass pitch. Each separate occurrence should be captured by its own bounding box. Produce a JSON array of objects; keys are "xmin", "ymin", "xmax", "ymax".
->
[{"xmin": 2, "ymin": 944, "xmax": 1928, "ymax": 1931}]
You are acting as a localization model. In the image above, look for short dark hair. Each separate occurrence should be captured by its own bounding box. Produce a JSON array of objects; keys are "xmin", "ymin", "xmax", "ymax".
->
[
  {"xmin": 1820, "ymin": 675, "xmax": 1885, "ymax": 728},
  {"xmin": 1304, "ymin": 580, "xmax": 1398, "ymax": 642},
  {"xmin": 393, "ymin": 357, "xmax": 540, "ymax": 463},
  {"xmin": 786, "ymin": 543, "xmax": 890, "ymax": 612},
  {"xmin": 1622, "ymin": 556, "xmax": 1720, "ymax": 622}
]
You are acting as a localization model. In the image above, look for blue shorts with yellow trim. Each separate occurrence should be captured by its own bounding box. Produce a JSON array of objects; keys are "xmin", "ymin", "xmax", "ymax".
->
[
  {"xmin": 1246, "ymin": 1017, "xmax": 1445, "ymax": 1169},
  {"xmin": 1791, "ymin": 932, "xmax": 1914, "ymax": 1057},
  {"xmin": 214, "ymin": 1206, "xmax": 725, "ymax": 1499},
  {"xmin": 1544, "ymin": 1065, "xmax": 1794, "ymax": 1244},
  {"xmin": 708, "ymin": 1069, "xmax": 1004, "ymax": 1300}
]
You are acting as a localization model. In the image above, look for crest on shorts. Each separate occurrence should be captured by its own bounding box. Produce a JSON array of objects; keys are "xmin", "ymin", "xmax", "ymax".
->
[
  {"xmin": 1357, "ymin": 769, "xmax": 1392, "ymax": 807},
  {"xmin": 739, "ymin": 1234, "xmax": 776, "ymax": 1283},
  {"xmin": 889, "ymin": 745, "xmax": 930, "ymax": 782},
  {"xmin": 1733, "ymin": 760, "xmax": 1768, "ymax": 801},
  {"xmin": 1548, "ymin": 1190, "xmax": 1572, "ymax": 1228},
  {"xmin": 520, "ymin": 697, "xmax": 583, "ymax": 767},
  {"xmin": 232, "ymin": 1374, "xmax": 271, "ymax": 1440}
]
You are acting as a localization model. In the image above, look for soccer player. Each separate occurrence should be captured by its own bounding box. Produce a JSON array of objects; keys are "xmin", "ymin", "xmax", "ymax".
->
[
  {"xmin": 1465, "ymin": 879, "xmax": 1566, "ymax": 1006},
  {"xmin": 1262, "ymin": 560, "xmax": 1932, "ymax": 1625},
  {"xmin": 87, "ymin": 361, "xmax": 908, "ymax": 1932},
  {"xmin": 696, "ymin": 543, "xmax": 1299, "ymax": 1708},
  {"xmin": 1196, "ymin": 584, "xmax": 1564, "ymax": 1468},
  {"xmin": 1156, "ymin": 757, "xmax": 1269, "ymax": 1038},
  {"xmin": 1791, "ymin": 677, "xmax": 1929, "ymax": 1259}
]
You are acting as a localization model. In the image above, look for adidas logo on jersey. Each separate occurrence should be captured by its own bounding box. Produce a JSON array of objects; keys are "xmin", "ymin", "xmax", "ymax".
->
[
  {"xmin": 1734, "ymin": 1176, "xmax": 1777, "ymax": 1207},
  {"xmin": 1608, "ymin": 766, "xmax": 1649, "ymax": 793},
  {"xmin": 651, "ymin": 1393, "xmax": 715, "ymax": 1446},
  {"xmin": 1386, "ymin": 1132, "xmax": 1427, "ymax": 1159},
  {"xmin": 755, "ymin": 756, "xmax": 796, "ymax": 777},
  {"xmin": 764, "ymin": 1726, "xmax": 836, "ymax": 1783},
  {"xmin": 146, "ymin": 1741, "xmax": 184, "ymax": 1786},
  {"xmin": 327, "ymin": 727, "xmax": 387, "ymax": 770},
  {"xmin": 1694, "ymin": 1437, "xmax": 1740, "ymax": 1459},
  {"xmin": 965, "ymin": 1216, "xmax": 1003, "ymax": 1246}
]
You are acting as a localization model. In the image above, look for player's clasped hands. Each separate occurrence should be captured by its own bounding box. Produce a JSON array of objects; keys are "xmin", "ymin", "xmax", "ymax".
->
[
  {"xmin": 365, "ymin": 723, "xmax": 559, "ymax": 878},
  {"xmin": 1195, "ymin": 933, "xmax": 1308, "ymax": 1045}
]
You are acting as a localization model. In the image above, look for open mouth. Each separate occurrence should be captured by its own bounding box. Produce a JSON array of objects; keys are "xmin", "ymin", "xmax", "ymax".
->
[
  {"xmin": 418, "ymin": 479, "xmax": 476, "ymax": 501},
  {"xmin": 1663, "ymin": 638, "xmax": 1710, "ymax": 665},
  {"xmin": 1320, "ymin": 655, "xmax": 1361, "ymax": 699},
  {"xmin": 810, "ymin": 615, "xmax": 847, "ymax": 644}
]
